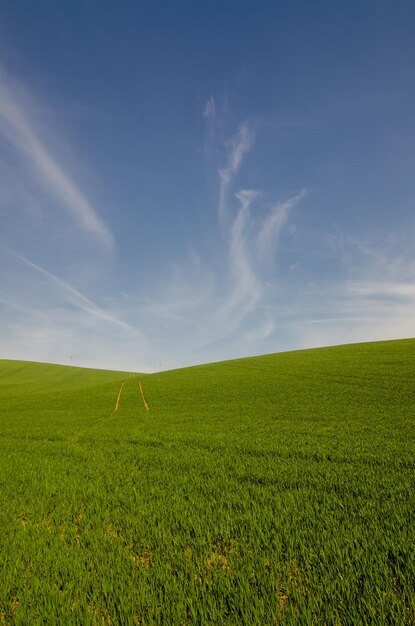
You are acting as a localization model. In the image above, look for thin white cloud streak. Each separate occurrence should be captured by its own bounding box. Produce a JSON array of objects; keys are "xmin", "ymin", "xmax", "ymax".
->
[
  {"xmin": 219, "ymin": 186, "xmax": 307, "ymax": 336},
  {"xmin": 0, "ymin": 77, "xmax": 113, "ymax": 246},
  {"xmin": 0, "ymin": 310, "xmax": 154, "ymax": 372},
  {"xmin": 104, "ymin": 121, "xmax": 308, "ymax": 365},
  {"xmin": 293, "ymin": 235, "xmax": 415, "ymax": 351},
  {"xmin": 0, "ymin": 249, "xmax": 156, "ymax": 370},
  {"xmin": 346, "ymin": 281, "xmax": 415, "ymax": 300},
  {"xmin": 203, "ymin": 95, "xmax": 217, "ymax": 174},
  {"xmin": 243, "ymin": 311, "xmax": 276, "ymax": 342},
  {"xmin": 222, "ymin": 190, "xmax": 262, "ymax": 321},
  {"xmin": 218, "ymin": 124, "xmax": 253, "ymax": 222},
  {"xmin": 202, "ymin": 117, "xmax": 307, "ymax": 345},
  {"xmin": 9, "ymin": 250, "xmax": 133, "ymax": 332},
  {"xmin": 297, "ymin": 305, "xmax": 415, "ymax": 351},
  {"xmin": 203, "ymin": 96, "xmax": 216, "ymax": 119},
  {"xmin": 257, "ymin": 189, "xmax": 307, "ymax": 262},
  {"xmin": 117, "ymin": 121, "xmax": 265, "ymax": 353}
]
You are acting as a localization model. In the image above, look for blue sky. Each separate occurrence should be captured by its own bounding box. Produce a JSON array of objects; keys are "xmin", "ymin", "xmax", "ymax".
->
[{"xmin": 0, "ymin": 1, "xmax": 414, "ymax": 371}]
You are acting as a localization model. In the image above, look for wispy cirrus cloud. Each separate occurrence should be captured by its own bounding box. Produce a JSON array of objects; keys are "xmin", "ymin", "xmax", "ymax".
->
[
  {"xmin": 243, "ymin": 310, "xmax": 276, "ymax": 342},
  {"xmin": 257, "ymin": 189, "xmax": 307, "ymax": 263},
  {"xmin": 223, "ymin": 189, "xmax": 262, "ymax": 319},
  {"xmin": 104, "ymin": 117, "xmax": 308, "ymax": 367},
  {"xmin": 290, "ymin": 234, "xmax": 415, "ymax": 349},
  {"xmin": 216, "ymin": 125, "xmax": 306, "ymax": 334},
  {"xmin": 135, "ymin": 115, "xmax": 305, "ymax": 359},
  {"xmin": 0, "ymin": 306, "xmax": 154, "ymax": 372},
  {"xmin": 218, "ymin": 123, "xmax": 253, "ymax": 222},
  {"xmin": 0, "ymin": 247, "xmax": 156, "ymax": 371},
  {"xmin": 346, "ymin": 280, "xmax": 415, "ymax": 300},
  {"xmin": 0, "ymin": 75, "xmax": 113, "ymax": 246},
  {"xmin": 140, "ymin": 119, "xmax": 307, "ymax": 359},
  {"xmin": 203, "ymin": 95, "xmax": 216, "ymax": 120},
  {"xmin": 203, "ymin": 95, "xmax": 218, "ymax": 187},
  {"xmin": 8, "ymin": 249, "xmax": 133, "ymax": 331}
]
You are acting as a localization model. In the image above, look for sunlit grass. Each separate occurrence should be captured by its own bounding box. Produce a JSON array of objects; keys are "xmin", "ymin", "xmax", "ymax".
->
[{"xmin": 1, "ymin": 339, "xmax": 415, "ymax": 624}]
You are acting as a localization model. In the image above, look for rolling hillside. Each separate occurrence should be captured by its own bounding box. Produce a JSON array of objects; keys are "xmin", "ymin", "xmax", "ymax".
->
[{"xmin": 1, "ymin": 339, "xmax": 414, "ymax": 624}]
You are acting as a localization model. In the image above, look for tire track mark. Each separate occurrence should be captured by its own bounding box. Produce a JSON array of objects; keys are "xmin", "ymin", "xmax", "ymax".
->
[
  {"xmin": 138, "ymin": 381, "xmax": 150, "ymax": 411},
  {"xmin": 114, "ymin": 381, "xmax": 125, "ymax": 412}
]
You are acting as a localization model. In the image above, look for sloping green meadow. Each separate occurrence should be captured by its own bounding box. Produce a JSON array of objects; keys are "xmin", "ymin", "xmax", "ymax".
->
[{"xmin": 1, "ymin": 339, "xmax": 415, "ymax": 624}]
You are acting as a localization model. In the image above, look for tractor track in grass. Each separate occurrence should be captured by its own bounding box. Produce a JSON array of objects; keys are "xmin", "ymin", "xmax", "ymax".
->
[
  {"xmin": 114, "ymin": 381, "xmax": 125, "ymax": 412},
  {"xmin": 114, "ymin": 378, "xmax": 150, "ymax": 413},
  {"xmin": 67, "ymin": 384, "xmax": 126, "ymax": 445},
  {"xmin": 68, "ymin": 378, "xmax": 149, "ymax": 446},
  {"xmin": 138, "ymin": 380, "xmax": 150, "ymax": 412}
]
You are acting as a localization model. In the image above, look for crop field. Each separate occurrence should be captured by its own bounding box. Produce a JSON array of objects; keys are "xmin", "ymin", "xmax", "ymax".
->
[{"xmin": 1, "ymin": 339, "xmax": 415, "ymax": 624}]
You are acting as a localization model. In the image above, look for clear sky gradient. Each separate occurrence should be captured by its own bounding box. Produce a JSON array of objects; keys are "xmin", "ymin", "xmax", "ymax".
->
[{"xmin": 0, "ymin": 1, "xmax": 414, "ymax": 371}]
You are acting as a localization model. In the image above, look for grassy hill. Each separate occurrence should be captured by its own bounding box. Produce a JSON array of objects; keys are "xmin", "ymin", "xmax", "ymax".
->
[{"xmin": 1, "ymin": 339, "xmax": 415, "ymax": 624}]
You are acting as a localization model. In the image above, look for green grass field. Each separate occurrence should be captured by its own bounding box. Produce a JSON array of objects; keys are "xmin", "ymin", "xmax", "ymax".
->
[{"xmin": 1, "ymin": 339, "xmax": 415, "ymax": 624}]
